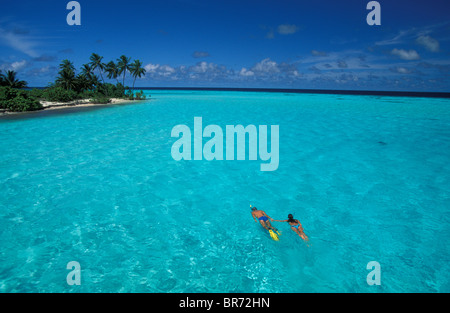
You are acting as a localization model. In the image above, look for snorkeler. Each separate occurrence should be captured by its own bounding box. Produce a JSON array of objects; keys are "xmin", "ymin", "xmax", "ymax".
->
[
  {"xmin": 251, "ymin": 206, "xmax": 281, "ymax": 241},
  {"xmin": 274, "ymin": 214, "xmax": 309, "ymax": 242},
  {"xmin": 251, "ymin": 207, "xmax": 277, "ymax": 232}
]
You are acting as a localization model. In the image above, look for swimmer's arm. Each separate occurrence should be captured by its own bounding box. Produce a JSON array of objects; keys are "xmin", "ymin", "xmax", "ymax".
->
[
  {"xmin": 263, "ymin": 212, "xmax": 275, "ymax": 221},
  {"xmin": 273, "ymin": 219, "xmax": 288, "ymax": 223}
]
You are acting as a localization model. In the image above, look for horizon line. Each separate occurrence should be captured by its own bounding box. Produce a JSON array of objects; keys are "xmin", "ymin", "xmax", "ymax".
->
[{"xmin": 26, "ymin": 86, "xmax": 450, "ymax": 99}]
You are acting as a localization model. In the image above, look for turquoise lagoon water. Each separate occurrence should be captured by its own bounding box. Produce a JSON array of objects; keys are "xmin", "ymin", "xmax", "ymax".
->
[{"xmin": 0, "ymin": 90, "xmax": 449, "ymax": 293}]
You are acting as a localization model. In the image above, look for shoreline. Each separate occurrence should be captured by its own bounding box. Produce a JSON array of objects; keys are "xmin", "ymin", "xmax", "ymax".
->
[{"xmin": 0, "ymin": 98, "xmax": 135, "ymax": 117}]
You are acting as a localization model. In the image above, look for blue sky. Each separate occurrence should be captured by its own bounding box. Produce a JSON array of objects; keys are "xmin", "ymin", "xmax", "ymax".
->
[{"xmin": 1, "ymin": 0, "xmax": 449, "ymax": 91}]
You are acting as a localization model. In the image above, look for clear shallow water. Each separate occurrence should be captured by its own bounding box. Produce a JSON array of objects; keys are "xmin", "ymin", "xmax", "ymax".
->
[{"xmin": 0, "ymin": 90, "xmax": 449, "ymax": 292}]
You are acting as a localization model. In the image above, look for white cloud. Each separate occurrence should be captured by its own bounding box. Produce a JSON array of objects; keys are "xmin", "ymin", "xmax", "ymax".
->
[
  {"xmin": 277, "ymin": 24, "xmax": 299, "ymax": 35},
  {"xmin": 252, "ymin": 58, "xmax": 280, "ymax": 73},
  {"xmin": 143, "ymin": 61, "xmax": 233, "ymax": 82},
  {"xmin": 144, "ymin": 63, "xmax": 160, "ymax": 72},
  {"xmin": 262, "ymin": 24, "xmax": 299, "ymax": 39},
  {"xmin": 375, "ymin": 30, "xmax": 411, "ymax": 46},
  {"xmin": 26, "ymin": 65, "xmax": 57, "ymax": 77},
  {"xmin": 192, "ymin": 51, "xmax": 210, "ymax": 58},
  {"xmin": 141, "ymin": 58, "xmax": 304, "ymax": 84},
  {"xmin": 0, "ymin": 60, "xmax": 28, "ymax": 72},
  {"xmin": 239, "ymin": 68, "xmax": 254, "ymax": 77},
  {"xmin": 337, "ymin": 60, "xmax": 348, "ymax": 68},
  {"xmin": 144, "ymin": 63, "xmax": 176, "ymax": 77},
  {"xmin": 159, "ymin": 65, "xmax": 176, "ymax": 76},
  {"xmin": 416, "ymin": 35, "xmax": 440, "ymax": 52},
  {"xmin": 0, "ymin": 26, "xmax": 39, "ymax": 57},
  {"xmin": 391, "ymin": 48, "xmax": 420, "ymax": 60},
  {"xmin": 236, "ymin": 58, "xmax": 302, "ymax": 82},
  {"xmin": 375, "ymin": 23, "xmax": 446, "ymax": 47},
  {"xmin": 266, "ymin": 29, "xmax": 275, "ymax": 39},
  {"xmin": 392, "ymin": 67, "xmax": 412, "ymax": 74},
  {"xmin": 311, "ymin": 50, "xmax": 328, "ymax": 57},
  {"xmin": 10, "ymin": 60, "xmax": 28, "ymax": 71},
  {"xmin": 192, "ymin": 61, "xmax": 213, "ymax": 73}
]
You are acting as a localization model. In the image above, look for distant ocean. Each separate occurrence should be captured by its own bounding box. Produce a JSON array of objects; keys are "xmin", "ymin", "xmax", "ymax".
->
[
  {"xmin": 26, "ymin": 87, "xmax": 450, "ymax": 98},
  {"xmin": 1, "ymin": 89, "xmax": 449, "ymax": 292}
]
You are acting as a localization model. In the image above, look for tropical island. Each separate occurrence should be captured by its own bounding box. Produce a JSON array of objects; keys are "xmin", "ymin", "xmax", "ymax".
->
[{"xmin": 0, "ymin": 53, "xmax": 147, "ymax": 115}]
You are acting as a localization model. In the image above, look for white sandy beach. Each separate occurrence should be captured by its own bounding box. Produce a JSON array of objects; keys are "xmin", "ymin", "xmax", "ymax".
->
[
  {"xmin": 0, "ymin": 98, "xmax": 134, "ymax": 116},
  {"xmin": 41, "ymin": 98, "xmax": 133, "ymax": 110}
]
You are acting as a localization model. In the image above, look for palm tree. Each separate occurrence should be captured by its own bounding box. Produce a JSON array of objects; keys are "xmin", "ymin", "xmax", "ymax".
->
[
  {"xmin": 60, "ymin": 59, "xmax": 75, "ymax": 71},
  {"xmin": 105, "ymin": 61, "xmax": 120, "ymax": 84},
  {"xmin": 117, "ymin": 55, "xmax": 131, "ymax": 86},
  {"xmin": 74, "ymin": 74, "xmax": 92, "ymax": 93},
  {"xmin": 0, "ymin": 70, "xmax": 5, "ymax": 86},
  {"xmin": 91, "ymin": 74, "xmax": 101, "ymax": 87},
  {"xmin": 56, "ymin": 60, "xmax": 76, "ymax": 90},
  {"xmin": 89, "ymin": 53, "xmax": 105, "ymax": 83},
  {"xmin": 81, "ymin": 64, "xmax": 99, "ymax": 89},
  {"xmin": 81, "ymin": 64, "xmax": 93, "ymax": 78},
  {"xmin": 1, "ymin": 70, "xmax": 28, "ymax": 88},
  {"xmin": 129, "ymin": 59, "xmax": 146, "ymax": 95}
]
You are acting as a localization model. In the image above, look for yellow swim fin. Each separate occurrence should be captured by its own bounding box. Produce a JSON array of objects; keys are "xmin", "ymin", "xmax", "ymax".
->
[
  {"xmin": 272, "ymin": 228, "xmax": 282, "ymax": 236},
  {"xmin": 269, "ymin": 229, "xmax": 279, "ymax": 241}
]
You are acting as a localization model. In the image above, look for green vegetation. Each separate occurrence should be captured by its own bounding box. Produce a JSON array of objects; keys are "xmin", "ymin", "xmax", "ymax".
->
[
  {"xmin": 130, "ymin": 60, "xmax": 146, "ymax": 92},
  {"xmin": 0, "ymin": 53, "xmax": 148, "ymax": 113},
  {"xmin": 1, "ymin": 70, "xmax": 42, "ymax": 112},
  {"xmin": 1, "ymin": 70, "xmax": 28, "ymax": 88},
  {"xmin": 0, "ymin": 85, "xmax": 42, "ymax": 112}
]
